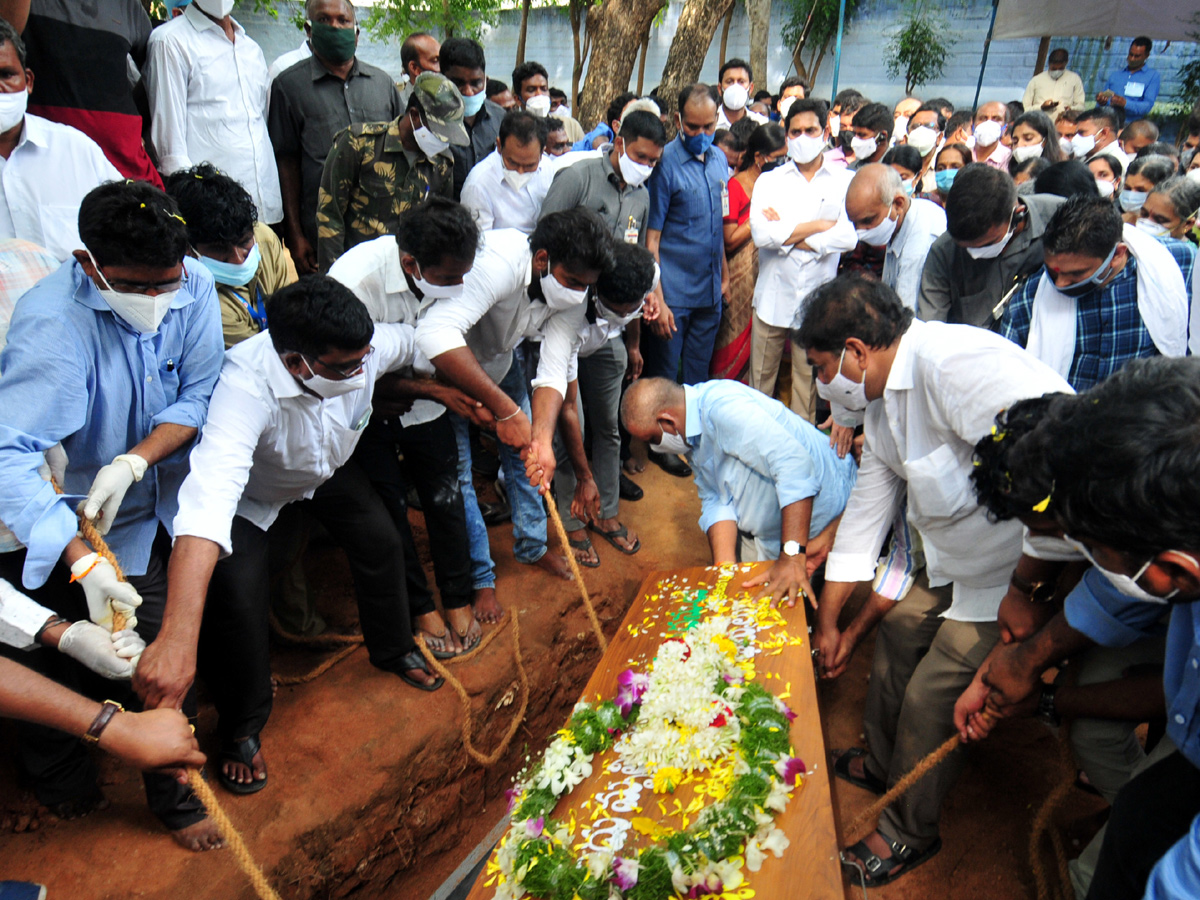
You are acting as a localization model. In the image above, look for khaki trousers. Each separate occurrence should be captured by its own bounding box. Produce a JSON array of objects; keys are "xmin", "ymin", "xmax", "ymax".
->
[
  {"xmin": 862, "ymin": 570, "xmax": 1001, "ymax": 849},
  {"xmin": 748, "ymin": 311, "xmax": 816, "ymax": 423}
]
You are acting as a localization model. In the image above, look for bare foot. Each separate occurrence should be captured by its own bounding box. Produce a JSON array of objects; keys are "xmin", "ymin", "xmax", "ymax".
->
[
  {"xmin": 221, "ymin": 739, "xmax": 267, "ymax": 788},
  {"xmin": 592, "ymin": 517, "xmax": 639, "ymax": 553},
  {"xmin": 413, "ymin": 610, "xmax": 462, "ymax": 656},
  {"xmin": 48, "ymin": 793, "xmax": 109, "ymax": 821},
  {"xmin": 472, "ymin": 587, "xmax": 504, "ymax": 624},
  {"xmin": 171, "ymin": 816, "xmax": 226, "ymax": 852},
  {"xmin": 530, "ymin": 551, "xmax": 574, "ymax": 581},
  {"xmin": 568, "ymin": 528, "xmax": 600, "ymax": 566},
  {"xmin": 622, "ymin": 458, "xmax": 645, "ymax": 475},
  {"xmin": 445, "ymin": 605, "xmax": 482, "ymax": 651}
]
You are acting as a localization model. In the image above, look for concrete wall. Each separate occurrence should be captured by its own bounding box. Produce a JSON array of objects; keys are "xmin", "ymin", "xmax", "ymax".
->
[{"xmin": 237, "ymin": 0, "xmax": 1196, "ymax": 115}]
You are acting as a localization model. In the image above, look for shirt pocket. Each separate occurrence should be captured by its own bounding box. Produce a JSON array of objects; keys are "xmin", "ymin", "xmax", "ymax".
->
[{"xmin": 904, "ymin": 443, "xmax": 972, "ymax": 520}]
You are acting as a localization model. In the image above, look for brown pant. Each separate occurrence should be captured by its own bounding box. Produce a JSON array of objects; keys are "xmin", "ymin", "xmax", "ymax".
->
[{"xmin": 748, "ymin": 311, "xmax": 816, "ymax": 423}]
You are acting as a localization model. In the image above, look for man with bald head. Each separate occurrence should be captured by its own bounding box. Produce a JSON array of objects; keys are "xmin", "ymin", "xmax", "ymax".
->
[
  {"xmin": 846, "ymin": 163, "xmax": 945, "ymax": 310},
  {"xmin": 621, "ymin": 376, "xmax": 856, "ymax": 605},
  {"xmin": 972, "ymin": 101, "xmax": 1011, "ymax": 170}
]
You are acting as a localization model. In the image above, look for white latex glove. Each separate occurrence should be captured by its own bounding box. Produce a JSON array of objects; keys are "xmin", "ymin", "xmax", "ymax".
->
[
  {"xmin": 82, "ymin": 453, "xmax": 148, "ymax": 536},
  {"xmin": 57, "ymin": 620, "xmax": 138, "ymax": 679},
  {"xmin": 70, "ymin": 553, "xmax": 141, "ymax": 632}
]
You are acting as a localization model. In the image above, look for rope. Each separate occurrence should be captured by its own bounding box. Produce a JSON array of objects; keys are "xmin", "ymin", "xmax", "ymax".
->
[
  {"xmin": 416, "ymin": 611, "xmax": 530, "ymax": 767},
  {"xmin": 542, "ymin": 482, "xmax": 607, "ymax": 652},
  {"xmin": 272, "ymin": 643, "xmax": 361, "ymax": 686},
  {"xmin": 1029, "ymin": 730, "xmax": 1078, "ymax": 900},
  {"xmin": 186, "ymin": 771, "xmax": 283, "ymax": 900},
  {"xmin": 50, "ymin": 478, "xmax": 129, "ymax": 631}
]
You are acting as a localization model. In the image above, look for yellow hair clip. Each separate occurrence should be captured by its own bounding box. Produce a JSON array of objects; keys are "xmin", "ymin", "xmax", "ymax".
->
[{"xmin": 167, "ymin": 212, "xmax": 187, "ymax": 224}]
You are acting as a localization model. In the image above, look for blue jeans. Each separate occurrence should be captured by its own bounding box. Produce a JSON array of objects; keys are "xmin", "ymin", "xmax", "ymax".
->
[
  {"xmin": 642, "ymin": 302, "xmax": 722, "ymax": 384},
  {"xmin": 451, "ymin": 352, "xmax": 548, "ymax": 589}
]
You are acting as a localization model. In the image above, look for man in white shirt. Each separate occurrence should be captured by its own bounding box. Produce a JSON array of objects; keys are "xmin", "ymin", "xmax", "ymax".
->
[
  {"xmin": 846, "ymin": 163, "xmax": 946, "ymax": 310},
  {"xmin": 1022, "ymin": 48, "xmax": 1086, "ymax": 116},
  {"xmin": 461, "ymin": 109, "xmax": 552, "ymax": 233},
  {"xmin": 137, "ymin": 277, "xmax": 445, "ymax": 801},
  {"xmin": 146, "ymin": 0, "xmax": 283, "ymax": 225},
  {"xmin": 794, "ymin": 274, "xmax": 1071, "ymax": 886},
  {"xmin": 414, "ymin": 209, "xmax": 616, "ymax": 585},
  {"xmin": 1071, "ymin": 107, "xmax": 1132, "ymax": 170},
  {"xmin": 748, "ymin": 97, "xmax": 856, "ymax": 423},
  {"xmin": 0, "ymin": 23, "xmax": 121, "ymax": 261},
  {"xmin": 972, "ymin": 101, "xmax": 1012, "ymax": 171},
  {"xmin": 715, "ymin": 58, "xmax": 767, "ymax": 130}
]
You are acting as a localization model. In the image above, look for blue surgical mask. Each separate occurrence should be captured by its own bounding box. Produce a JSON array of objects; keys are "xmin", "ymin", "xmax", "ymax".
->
[
  {"xmin": 935, "ymin": 168, "xmax": 958, "ymax": 192},
  {"xmin": 200, "ymin": 243, "xmax": 262, "ymax": 287},
  {"xmin": 681, "ymin": 130, "xmax": 715, "ymax": 157},
  {"xmin": 461, "ymin": 90, "xmax": 486, "ymax": 117},
  {"xmin": 1119, "ymin": 189, "xmax": 1148, "ymax": 213}
]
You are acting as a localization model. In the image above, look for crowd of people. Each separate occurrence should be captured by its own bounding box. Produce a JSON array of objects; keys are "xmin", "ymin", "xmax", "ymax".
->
[{"xmin": 0, "ymin": 0, "xmax": 1196, "ymax": 895}]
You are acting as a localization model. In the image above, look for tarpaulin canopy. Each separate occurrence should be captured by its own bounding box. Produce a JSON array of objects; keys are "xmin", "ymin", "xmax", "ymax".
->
[{"xmin": 992, "ymin": 0, "xmax": 1200, "ymax": 42}]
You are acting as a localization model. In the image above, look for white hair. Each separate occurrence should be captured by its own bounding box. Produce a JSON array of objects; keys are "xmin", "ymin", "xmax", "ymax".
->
[{"xmin": 620, "ymin": 98, "xmax": 661, "ymax": 125}]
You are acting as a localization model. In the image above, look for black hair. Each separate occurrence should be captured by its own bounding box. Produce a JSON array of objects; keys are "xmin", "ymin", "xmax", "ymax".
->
[
  {"xmin": 753, "ymin": 89, "xmax": 773, "ymax": 103},
  {"xmin": 971, "ymin": 394, "xmax": 1072, "ymax": 522},
  {"xmin": 1005, "ymin": 100, "xmax": 1024, "ymax": 124},
  {"xmin": 881, "ymin": 144, "xmax": 922, "ymax": 174},
  {"xmin": 832, "ymin": 88, "xmax": 864, "ymax": 111},
  {"xmin": 1089, "ymin": 153, "xmax": 1124, "ymax": 180},
  {"xmin": 542, "ymin": 115, "xmax": 566, "ymax": 136},
  {"xmin": 79, "ymin": 180, "xmax": 189, "ymax": 269},
  {"xmin": 1047, "ymin": 357, "xmax": 1200, "ymax": 555},
  {"xmin": 499, "ymin": 109, "xmax": 544, "ymax": 149},
  {"xmin": 1042, "ymin": 194, "xmax": 1123, "ymax": 258},
  {"xmin": 784, "ymin": 97, "xmax": 829, "ymax": 132},
  {"xmin": 1056, "ymin": 107, "xmax": 1080, "ymax": 125},
  {"xmin": 439, "ymin": 36, "xmax": 485, "ymax": 73},
  {"xmin": 529, "ymin": 208, "xmax": 615, "ymax": 277},
  {"xmin": 945, "ymin": 109, "xmax": 974, "ymax": 137},
  {"xmin": 163, "ymin": 162, "xmax": 257, "ymax": 248},
  {"xmin": 779, "ymin": 76, "xmax": 809, "ymax": 98},
  {"xmin": 512, "ymin": 60, "xmax": 548, "ymax": 94},
  {"xmin": 486, "ymin": 78, "xmax": 509, "ymax": 99},
  {"xmin": 936, "ymin": 142, "xmax": 972, "ymax": 169},
  {"xmin": 677, "ymin": 83, "xmax": 717, "ymax": 119},
  {"xmin": 0, "ymin": 16, "xmax": 26, "ymax": 66},
  {"xmin": 913, "ymin": 102, "xmax": 947, "ymax": 133},
  {"xmin": 1012, "ymin": 156, "xmax": 1050, "ymax": 183},
  {"xmin": 1077, "ymin": 106, "xmax": 1119, "ymax": 133},
  {"xmin": 944, "ymin": 164, "xmax": 1018, "ymax": 241},
  {"xmin": 1048, "ymin": 48, "xmax": 1068, "ymax": 63},
  {"xmin": 793, "ymin": 273, "xmax": 914, "ymax": 352},
  {"xmin": 266, "ymin": 275, "xmax": 373, "ymax": 357},
  {"xmin": 852, "ymin": 102, "xmax": 892, "ymax": 140},
  {"xmin": 719, "ymin": 57, "xmax": 753, "ymax": 83},
  {"xmin": 926, "ymin": 96, "xmax": 954, "ymax": 115},
  {"xmin": 549, "ymin": 87, "xmax": 567, "ymax": 101},
  {"xmin": 597, "ymin": 242, "xmax": 656, "ymax": 310},
  {"xmin": 1131, "ymin": 35, "xmax": 1153, "ymax": 53},
  {"xmin": 619, "ymin": 109, "xmax": 667, "ymax": 147},
  {"xmin": 394, "ymin": 195, "xmax": 479, "ymax": 268},
  {"xmin": 740, "ymin": 122, "xmax": 786, "ymax": 172},
  {"xmin": 1138, "ymin": 142, "xmax": 1180, "ymax": 163},
  {"xmin": 400, "ymin": 32, "xmax": 434, "ymax": 71},
  {"xmin": 1012, "ymin": 110, "xmax": 1065, "ymax": 163},
  {"xmin": 1127, "ymin": 154, "xmax": 1179, "ymax": 186},
  {"xmin": 729, "ymin": 115, "xmax": 758, "ymax": 145},
  {"xmin": 605, "ymin": 91, "xmax": 637, "ymax": 127},
  {"xmin": 1033, "ymin": 159, "xmax": 1101, "ymax": 200}
]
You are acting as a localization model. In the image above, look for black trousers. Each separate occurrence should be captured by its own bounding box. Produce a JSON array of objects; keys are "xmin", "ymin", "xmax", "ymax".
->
[
  {"xmin": 200, "ymin": 459, "xmax": 423, "ymax": 745},
  {"xmin": 352, "ymin": 412, "xmax": 472, "ymax": 610},
  {"xmin": 1087, "ymin": 749, "xmax": 1200, "ymax": 900},
  {"xmin": 0, "ymin": 534, "xmax": 204, "ymax": 830}
]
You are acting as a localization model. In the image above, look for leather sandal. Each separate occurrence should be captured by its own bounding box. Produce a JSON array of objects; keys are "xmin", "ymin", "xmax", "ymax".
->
[
  {"xmin": 841, "ymin": 834, "xmax": 942, "ymax": 888},
  {"xmin": 391, "ymin": 650, "xmax": 444, "ymax": 692},
  {"xmin": 832, "ymin": 747, "xmax": 887, "ymax": 795},
  {"xmin": 217, "ymin": 733, "xmax": 268, "ymax": 795}
]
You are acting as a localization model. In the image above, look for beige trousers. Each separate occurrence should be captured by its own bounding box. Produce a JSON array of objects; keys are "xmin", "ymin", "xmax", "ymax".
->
[{"xmin": 748, "ymin": 311, "xmax": 816, "ymax": 423}]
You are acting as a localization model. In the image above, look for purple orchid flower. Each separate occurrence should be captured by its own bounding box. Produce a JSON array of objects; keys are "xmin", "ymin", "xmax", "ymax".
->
[
  {"xmin": 611, "ymin": 856, "xmax": 639, "ymax": 890},
  {"xmin": 524, "ymin": 816, "xmax": 544, "ymax": 838},
  {"xmin": 778, "ymin": 699, "xmax": 797, "ymax": 721},
  {"xmin": 616, "ymin": 669, "xmax": 650, "ymax": 716},
  {"xmin": 722, "ymin": 671, "xmax": 745, "ymax": 685},
  {"xmin": 505, "ymin": 787, "xmax": 520, "ymax": 813},
  {"xmin": 686, "ymin": 878, "xmax": 723, "ymax": 897},
  {"xmin": 775, "ymin": 755, "xmax": 806, "ymax": 786}
]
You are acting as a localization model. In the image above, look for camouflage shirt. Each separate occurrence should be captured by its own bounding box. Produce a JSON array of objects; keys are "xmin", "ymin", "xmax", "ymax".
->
[{"xmin": 315, "ymin": 117, "xmax": 454, "ymax": 272}]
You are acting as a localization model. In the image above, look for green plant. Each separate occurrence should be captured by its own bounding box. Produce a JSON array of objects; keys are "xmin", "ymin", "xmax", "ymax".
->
[
  {"xmin": 1174, "ymin": 12, "xmax": 1200, "ymax": 120},
  {"xmin": 362, "ymin": 0, "xmax": 504, "ymax": 40},
  {"xmin": 884, "ymin": 1, "xmax": 955, "ymax": 94},
  {"xmin": 780, "ymin": 0, "xmax": 863, "ymax": 84}
]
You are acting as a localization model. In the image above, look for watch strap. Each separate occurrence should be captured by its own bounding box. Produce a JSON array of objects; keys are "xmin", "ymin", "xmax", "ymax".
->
[{"xmin": 83, "ymin": 700, "xmax": 124, "ymax": 744}]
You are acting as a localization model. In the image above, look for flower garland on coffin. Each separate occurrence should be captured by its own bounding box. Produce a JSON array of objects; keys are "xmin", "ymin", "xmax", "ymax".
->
[{"xmin": 490, "ymin": 618, "xmax": 805, "ymax": 900}]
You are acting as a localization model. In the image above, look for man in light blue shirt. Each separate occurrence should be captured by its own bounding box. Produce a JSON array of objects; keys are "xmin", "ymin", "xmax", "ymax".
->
[
  {"xmin": 1099, "ymin": 36, "xmax": 1160, "ymax": 122},
  {"xmin": 0, "ymin": 180, "xmax": 224, "ymax": 849},
  {"xmin": 621, "ymin": 376, "xmax": 856, "ymax": 606}
]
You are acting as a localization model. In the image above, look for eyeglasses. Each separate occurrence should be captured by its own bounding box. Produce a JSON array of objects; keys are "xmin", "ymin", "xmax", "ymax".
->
[
  {"xmin": 303, "ymin": 345, "xmax": 374, "ymax": 378},
  {"xmin": 103, "ymin": 268, "xmax": 190, "ymax": 295}
]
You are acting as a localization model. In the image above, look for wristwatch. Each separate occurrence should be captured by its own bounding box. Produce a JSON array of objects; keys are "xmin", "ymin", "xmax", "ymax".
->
[
  {"xmin": 1010, "ymin": 571, "xmax": 1057, "ymax": 604},
  {"xmin": 1036, "ymin": 683, "xmax": 1060, "ymax": 727},
  {"xmin": 782, "ymin": 540, "xmax": 806, "ymax": 557}
]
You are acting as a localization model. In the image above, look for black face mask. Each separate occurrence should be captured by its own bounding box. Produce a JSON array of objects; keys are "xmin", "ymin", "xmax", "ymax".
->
[
  {"xmin": 838, "ymin": 130, "xmax": 855, "ymax": 151},
  {"xmin": 760, "ymin": 158, "xmax": 785, "ymax": 173}
]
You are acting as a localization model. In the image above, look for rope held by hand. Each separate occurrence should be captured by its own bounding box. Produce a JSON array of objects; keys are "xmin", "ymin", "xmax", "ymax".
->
[
  {"xmin": 186, "ymin": 770, "xmax": 283, "ymax": 900},
  {"xmin": 542, "ymin": 479, "xmax": 608, "ymax": 652},
  {"xmin": 50, "ymin": 478, "xmax": 129, "ymax": 631}
]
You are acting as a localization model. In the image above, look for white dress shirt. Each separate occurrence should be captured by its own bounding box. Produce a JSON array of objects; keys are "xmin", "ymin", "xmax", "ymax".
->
[
  {"xmin": 824, "ymin": 320, "xmax": 1073, "ymax": 622},
  {"xmin": 716, "ymin": 108, "xmax": 768, "ymax": 130},
  {"xmin": 0, "ymin": 577, "xmax": 57, "ymax": 650},
  {"xmin": 267, "ymin": 39, "xmax": 311, "ymax": 83},
  {"xmin": 146, "ymin": 4, "xmax": 283, "ymax": 223},
  {"xmin": 327, "ymin": 235, "xmax": 442, "ymax": 426},
  {"xmin": 172, "ymin": 324, "xmax": 417, "ymax": 555},
  {"xmin": 0, "ymin": 116, "xmax": 121, "ymax": 261},
  {"xmin": 1091, "ymin": 141, "xmax": 1132, "ymax": 171},
  {"xmin": 883, "ymin": 197, "xmax": 946, "ymax": 311},
  {"xmin": 460, "ymin": 150, "xmax": 554, "ymax": 233},
  {"xmin": 749, "ymin": 159, "xmax": 857, "ymax": 329},
  {"xmin": 415, "ymin": 228, "xmax": 586, "ymax": 399}
]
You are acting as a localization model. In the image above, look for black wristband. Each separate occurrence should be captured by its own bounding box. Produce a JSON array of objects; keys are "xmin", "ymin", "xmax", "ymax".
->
[{"xmin": 34, "ymin": 615, "xmax": 68, "ymax": 645}]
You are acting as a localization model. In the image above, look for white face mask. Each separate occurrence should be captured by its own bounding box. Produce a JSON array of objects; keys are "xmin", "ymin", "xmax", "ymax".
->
[
  {"xmin": 906, "ymin": 126, "xmax": 939, "ymax": 157},
  {"xmin": 1135, "ymin": 217, "xmax": 1169, "ymax": 238},
  {"xmin": 594, "ymin": 296, "xmax": 642, "ymax": 327},
  {"xmin": 1096, "ymin": 178, "xmax": 1116, "ymax": 199},
  {"xmin": 850, "ymin": 135, "xmax": 879, "ymax": 161},
  {"xmin": 856, "ymin": 207, "xmax": 899, "ymax": 247},
  {"xmin": 1059, "ymin": 136, "xmax": 1073, "ymax": 156},
  {"xmin": 814, "ymin": 346, "xmax": 869, "ymax": 411},
  {"xmin": 652, "ymin": 428, "xmax": 690, "ymax": 456},
  {"xmin": 618, "ymin": 148, "xmax": 654, "ymax": 187},
  {"xmin": 1071, "ymin": 132, "xmax": 1096, "ymax": 158},
  {"xmin": 830, "ymin": 402, "xmax": 865, "ymax": 428},
  {"xmin": 526, "ymin": 94, "xmax": 551, "ymax": 117},
  {"xmin": 540, "ymin": 259, "xmax": 588, "ymax": 311},
  {"xmin": 964, "ymin": 215, "xmax": 1015, "ymax": 259},
  {"xmin": 1067, "ymin": 538, "xmax": 1174, "ymax": 605},
  {"xmin": 828, "ymin": 114, "xmax": 840, "ymax": 138},
  {"xmin": 1187, "ymin": 168, "xmax": 1200, "ymax": 186},
  {"xmin": 1012, "ymin": 143, "xmax": 1044, "ymax": 163},
  {"xmin": 787, "ymin": 133, "xmax": 825, "ymax": 165},
  {"xmin": 411, "ymin": 110, "xmax": 449, "ymax": 158},
  {"xmin": 722, "ymin": 83, "xmax": 748, "ymax": 111},
  {"xmin": 194, "ymin": 0, "xmax": 235, "ymax": 16},
  {"xmin": 86, "ymin": 249, "xmax": 177, "ymax": 333},
  {"xmin": 411, "ymin": 260, "xmax": 464, "ymax": 299},
  {"xmin": 1048, "ymin": 68, "xmax": 1066, "ymax": 81},
  {"xmin": 974, "ymin": 120, "xmax": 1003, "ymax": 147},
  {"xmin": 0, "ymin": 89, "xmax": 28, "ymax": 132},
  {"xmin": 503, "ymin": 168, "xmax": 534, "ymax": 191},
  {"xmin": 893, "ymin": 115, "xmax": 909, "ymax": 139},
  {"xmin": 300, "ymin": 356, "xmax": 367, "ymax": 399}
]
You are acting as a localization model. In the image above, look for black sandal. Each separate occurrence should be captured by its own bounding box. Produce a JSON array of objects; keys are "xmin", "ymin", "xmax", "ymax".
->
[
  {"xmin": 392, "ymin": 650, "xmax": 444, "ymax": 692},
  {"xmin": 832, "ymin": 747, "xmax": 887, "ymax": 795},
  {"xmin": 587, "ymin": 522, "xmax": 641, "ymax": 555},
  {"xmin": 568, "ymin": 535, "xmax": 601, "ymax": 568},
  {"xmin": 217, "ymin": 734, "xmax": 268, "ymax": 795},
  {"xmin": 841, "ymin": 834, "xmax": 942, "ymax": 887}
]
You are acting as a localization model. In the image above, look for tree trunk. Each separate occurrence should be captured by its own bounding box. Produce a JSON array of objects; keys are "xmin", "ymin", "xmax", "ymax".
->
[
  {"xmin": 636, "ymin": 19, "xmax": 653, "ymax": 95},
  {"xmin": 516, "ymin": 0, "xmax": 533, "ymax": 67},
  {"xmin": 442, "ymin": 0, "xmax": 454, "ymax": 39},
  {"xmin": 718, "ymin": 1, "xmax": 735, "ymax": 68},
  {"xmin": 570, "ymin": 0, "xmax": 585, "ymax": 112},
  {"xmin": 576, "ymin": 0, "xmax": 666, "ymax": 128},
  {"xmin": 1033, "ymin": 35, "xmax": 1050, "ymax": 75},
  {"xmin": 657, "ymin": 0, "xmax": 734, "ymax": 129},
  {"xmin": 746, "ymin": 0, "xmax": 770, "ymax": 94}
]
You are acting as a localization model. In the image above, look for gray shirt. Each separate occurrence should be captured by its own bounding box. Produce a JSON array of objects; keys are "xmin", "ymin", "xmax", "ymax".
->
[
  {"xmin": 918, "ymin": 193, "xmax": 1064, "ymax": 329},
  {"xmin": 268, "ymin": 54, "xmax": 403, "ymax": 246},
  {"xmin": 451, "ymin": 99, "xmax": 505, "ymax": 201},
  {"xmin": 539, "ymin": 147, "xmax": 649, "ymax": 245}
]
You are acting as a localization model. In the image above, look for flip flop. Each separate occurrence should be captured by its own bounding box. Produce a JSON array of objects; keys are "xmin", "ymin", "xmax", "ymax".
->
[
  {"xmin": 414, "ymin": 627, "xmax": 458, "ymax": 660},
  {"xmin": 392, "ymin": 650, "xmax": 444, "ymax": 692},
  {"xmin": 446, "ymin": 607, "xmax": 482, "ymax": 653},
  {"xmin": 588, "ymin": 522, "xmax": 641, "ymax": 555},
  {"xmin": 568, "ymin": 535, "xmax": 602, "ymax": 568},
  {"xmin": 217, "ymin": 734, "xmax": 268, "ymax": 795},
  {"xmin": 832, "ymin": 747, "xmax": 887, "ymax": 795}
]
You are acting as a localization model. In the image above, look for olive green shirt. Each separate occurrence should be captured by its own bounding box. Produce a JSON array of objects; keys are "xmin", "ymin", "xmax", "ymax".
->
[
  {"xmin": 315, "ymin": 117, "xmax": 454, "ymax": 272},
  {"xmin": 217, "ymin": 222, "xmax": 296, "ymax": 348}
]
